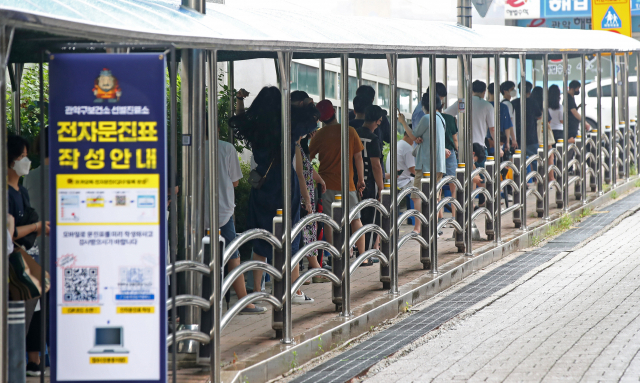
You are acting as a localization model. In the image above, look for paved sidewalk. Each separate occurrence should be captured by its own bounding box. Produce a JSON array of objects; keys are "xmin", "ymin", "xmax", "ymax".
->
[{"xmin": 364, "ymin": 211, "xmax": 640, "ymax": 382}]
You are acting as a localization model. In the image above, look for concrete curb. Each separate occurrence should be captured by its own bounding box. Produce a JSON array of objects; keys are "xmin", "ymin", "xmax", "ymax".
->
[{"xmin": 223, "ymin": 177, "xmax": 640, "ymax": 383}]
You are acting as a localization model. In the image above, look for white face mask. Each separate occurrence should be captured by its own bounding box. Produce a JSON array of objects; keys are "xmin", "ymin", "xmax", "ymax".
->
[
  {"xmin": 12, "ymin": 157, "xmax": 31, "ymax": 177},
  {"xmin": 509, "ymin": 89, "xmax": 517, "ymax": 98}
]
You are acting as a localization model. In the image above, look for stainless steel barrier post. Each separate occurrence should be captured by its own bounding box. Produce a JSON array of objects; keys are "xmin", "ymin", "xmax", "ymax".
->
[
  {"xmin": 580, "ymin": 54, "xmax": 587, "ymax": 203},
  {"xmin": 536, "ymin": 146, "xmax": 544, "ymax": 217},
  {"xmin": 443, "ymin": 58, "xmax": 448, "ymax": 108},
  {"xmin": 611, "ymin": 52, "xmax": 617, "ymax": 186},
  {"xmin": 464, "ymin": 54, "xmax": 473, "ymax": 256},
  {"xmin": 272, "ymin": 212, "xmax": 284, "ymax": 335},
  {"xmin": 380, "ymin": 185, "xmax": 391, "ymax": 288},
  {"xmin": 562, "ymin": 53, "xmax": 570, "ymax": 212},
  {"xmin": 543, "ymin": 53, "xmax": 550, "ymax": 219},
  {"xmin": 597, "ymin": 53, "xmax": 603, "ymax": 194},
  {"xmin": 604, "ymin": 129, "xmax": 612, "ymax": 184},
  {"xmin": 340, "ymin": 54, "xmax": 352, "ymax": 315},
  {"xmin": 8, "ymin": 302, "xmax": 25, "ymax": 383},
  {"xmin": 331, "ymin": 196, "xmax": 344, "ymax": 311},
  {"xmin": 636, "ymin": 52, "xmax": 640, "ymax": 173},
  {"xmin": 416, "ymin": 57, "xmax": 422, "ymax": 104},
  {"xmin": 493, "ymin": 54, "xmax": 502, "ymax": 241},
  {"xmin": 420, "ymin": 173, "xmax": 431, "ymax": 269},
  {"xmin": 429, "ymin": 54, "xmax": 438, "ymax": 268},
  {"xmin": 485, "ymin": 158, "xmax": 496, "ymax": 238},
  {"xmin": 513, "ymin": 150, "xmax": 522, "ymax": 226},
  {"xmin": 556, "ymin": 141, "xmax": 564, "ymax": 208},
  {"xmin": 575, "ymin": 135, "xmax": 583, "ymax": 200},
  {"xmin": 277, "ymin": 51, "xmax": 294, "ymax": 342},
  {"xmin": 455, "ymin": 164, "xmax": 466, "ymax": 253},
  {"xmin": 320, "ymin": 59, "xmax": 325, "ymax": 101},
  {"xmin": 625, "ymin": 52, "xmax": 630, "ymax": 181},
  {"xmin": 589, "ymin": 131, "xmax": 597, "ymax": 192},
  {"xmin": 169, "ymin": 46, "xmax": 178, "ymax": 383},
  {"xmin": 387, "ymin": 53, "xmax": 399, "ymax": 293},
  {"xmin": 519, "ymin": 54, "xmax": 528, "ymax": 229}
]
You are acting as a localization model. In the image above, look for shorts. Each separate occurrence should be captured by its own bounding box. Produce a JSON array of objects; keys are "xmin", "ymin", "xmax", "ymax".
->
[
  {"xmin": 322, "ymin": 189, "xmax": 361, "ymax": 220},
  {"xmin": 220, "ymin": 216, "xmax": 240, "ymax": 260},
  {"xmin": 445, "ymin": 150, "xmax": 458, "ymax": 177},
  {"xmin": 412, "ymin": 171, "xmax": 443, "ymax": 199}
]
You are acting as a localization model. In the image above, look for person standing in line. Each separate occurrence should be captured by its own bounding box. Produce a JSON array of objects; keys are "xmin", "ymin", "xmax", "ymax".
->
[
  {"xmin": 349, "ymin": 95, "xmax": 369, "ymax": 130},
  {"xmin": 499, "ymin": 81, "xmax": 519, "ymax": 152},
  {"xmin": 487, "ymin": 83, "xmax": 513, "ymax": 157},
  {"xmin": 471, "ymin": 80, "xmax": 497, "ymax": 207},
  {"xmin": 349, "ymin": 85, "xmax": 391, "ymax": 173},
  {"xmin": 512, "ymin": 81, "xmax": 542, "ymax": 159},
  {"xmin": 310, "ymin": 99, "xmax": 367, "ymax": 258},
  {"xmin": 548, "ymin": 84, "xmax": 565, "ymax": 145},
  {"xmin": 355, "ymin": 105, "xmax": 385, "ymax": 260},
  {"xmin": 567, "ymin": 80, "xmax": 590, "ymax": 144},
  {"xmin": 411, "ymin": 93, "xmax": 448, "ymax": 234},
  {"xmin": 531, "ymin": 86, "xmax": 556, "ymax": 182}
]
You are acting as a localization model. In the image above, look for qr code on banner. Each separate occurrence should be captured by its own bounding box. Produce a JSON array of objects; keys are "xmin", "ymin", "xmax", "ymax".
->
[{"xmin": 64, "ymin": 267, "xmax": 99, "ymax": 302}]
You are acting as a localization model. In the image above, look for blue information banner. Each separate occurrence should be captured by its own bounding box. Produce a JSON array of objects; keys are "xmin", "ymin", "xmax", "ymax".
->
[
  {"xmin": 49, "ymin": 53, "xmax": 167, "ymax": 383},
  {"xmin": 543, "ymin": 0, "xmax": 591, "ymax": 18}
]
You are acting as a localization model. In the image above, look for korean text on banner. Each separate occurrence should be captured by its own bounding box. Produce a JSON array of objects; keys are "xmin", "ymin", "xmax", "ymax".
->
[
  {"xmin": 592, "ymin": 0, "xmax": 632, "ymax": 36},
  {"xmin": 48, "ymin": 53, "xmax": 167, "ymax": 383}
]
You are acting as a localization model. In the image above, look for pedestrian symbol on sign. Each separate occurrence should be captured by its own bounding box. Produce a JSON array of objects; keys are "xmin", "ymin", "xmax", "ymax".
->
[{"xmin": 602, "ymin": 6, "xmax": 621, "ymax": 29}]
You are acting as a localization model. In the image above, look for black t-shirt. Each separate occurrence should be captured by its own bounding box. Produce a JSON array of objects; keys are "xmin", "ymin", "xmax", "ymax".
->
[
  {"xmin": 8, "ymin": 185, "xmax": 30, "ymax": 223},
  {"xmin": 512, "ymin": 97, "xmax": 542, "ymax": 147},
  {"xmin": 355, "ymin": 126, "xmax": 382, "ymax": 196},
  {"xmin": 567, "ymin": 94, "xmax": 579, "ymax": 138}
]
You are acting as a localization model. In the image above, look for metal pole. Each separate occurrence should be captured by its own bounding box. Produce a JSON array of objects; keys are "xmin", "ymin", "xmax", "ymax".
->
[
  {"xmin": 494, "ymin": 54, "xmax": 502, "ymax": 242},
  {"xmin": 416, "ymin": 58, "xmax": 423, "ymax": 112},
  {"xmin": 532, "ymin": 59, "xmax": 536, "ymax": 88},
  {"xmin": 563, "ymin": 53, "xmax": 570, "ymax": 211},
  {"xmin": 429, "ymin": 55, "xmax": 438, "ymax": 272},
  {"xmin": 519, "ymin": 54, "xmax": 528, "ymax": 229},
  {"xmin": 169, "ymin": 46, "xmax": 178, "ymax": 383},
  {"xmin": 636, "ymin": 52, "xmax": 640, "ymax": 173},
  {"xmin": 356, "ymin": 58, "xmax": 363, "ymax": 88},
  {"xmin": 10, "ymin": 63, "xmax": 22, "ymax": 135},
  {"xmin": 457, "ymin": 0, "xmax": 472, "ymax": 27},
  {"xmin": 387, "ymin": 53, "xmax": 399, "ymax": 292},
  {"xmin": 443, "ymin": 58, "xmax": 448, "ymax": 108},
  {"xmin": 458, "ymin": 55, "xmax": 466, "ymax": 165},
  {"xmin": 38, "ymin": 52, "xmax": 46, "ymax": 383},
  {"xmin": 277, "ymin": 51, "xmax": 294, "ymax": 339},
  {"xmin": 228, "ymin": 61, "xmax": 235, "ymax": 144},
  {"xmin": 597, "ymin": 53, "xmax": 603, "ymax": 194},
  {"xmin": 625, "ymin": 52, "xmax": 630, "ymax": 180},
  {"xmin": 464, "ymin": 54, "xmax": 473, "ymax": 256},
  {"xmin": 340, "ymin": 54, "xmax": 353, "ymax": 310},
  {"xmin": 320, "ymin": 58, "xmax": 326, "ymax": 101},
  {"xmin": 0, "ymin": 26, "xmax": 13, "ymax": 383},
  {"xmin": 207, "ymin": 50, "xmax": 221, "ymax": 383},
  {"xmin": 611, "ymin": 52, "xmax": 617, "ymax": 186},
  {"xmin": 581, "ymin": 54, "xmax": 587, "ymax": 202},
  {"xmin": 543, "ymin": 54, "xmax": 550, "ymax": 219}
]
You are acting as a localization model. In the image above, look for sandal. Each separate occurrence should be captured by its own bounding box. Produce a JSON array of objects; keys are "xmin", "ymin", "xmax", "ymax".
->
[{"xmin": 361, "ymin": 258, "xmax": 374, "ymax": 266}]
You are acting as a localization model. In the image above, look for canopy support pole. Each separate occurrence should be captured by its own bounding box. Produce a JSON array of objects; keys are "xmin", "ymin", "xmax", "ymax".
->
[
  {"xmin": 494, "ymin": 53, "xmax": 502, "ymax": 242},
  {"xmin": 277, "ymin": 51, "xmax": 294, "ymax": 340},
  {"xmin": 519, "ymin": 54, "xmax": 528, "ymax": 229},
  {"xmin": 320, "ymin": 58, "xmax": 325, "ymax": 101},
  {"xmin": 340, "ymin": 53, "xmax": 354, "ymax": 312},
  {"xmin": 611, "ymin": 52, "xmax": 617, "ymax": 187},
  {"xmin": 597, "ymin": 53, "xmax": 603, "ymax": 195},
  {"xmin": 9, "ymin": 63, "xmax": 22, "ymax": 135},
  {"xmin": 228, "ymin": 61, "xmax": 235, "ymax": 143},
  {"xmin": 542, "ymin": 54, "xmax": 550, "ymax": 219},
  {"xmin": 464, "ymin": 54, "xmax": 473, "ymax": 256},
  {"xmin": 387, "ymin": 53, "xmax": 399, "ymax": 293},
  {"xmin": 443, "ymin": 58, "xmax": 448, "ymax": 108},
  {"xmin": 207, "ymin": 49, "xmax": 221, "ymax": 383},
  {"xmin": 416, "ymin": 57, "xmax": 423, "ymax": 112},
  {"xmin": 624, "ymin": 52, "xmax": 630, "ymax": 181},
  {"xmin": 580, "ymin": 54, "xmax": 587, "ymax": 203},
  {"xmin": 356, "ymin": 58, "xmax": 363, "ymax": 88},
  {"xmin": 429, "ymin": 54, "xmax": 438, "ymax": 273},
  {"xmin": 562, "ymin": 53, "xmax": 570, "ymax": 212}
]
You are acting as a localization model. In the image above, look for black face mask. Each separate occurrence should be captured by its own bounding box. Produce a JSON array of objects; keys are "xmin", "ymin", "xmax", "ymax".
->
[{"xmin": 574, "ymin": 90, "xmax": 580, "ymax": 96}]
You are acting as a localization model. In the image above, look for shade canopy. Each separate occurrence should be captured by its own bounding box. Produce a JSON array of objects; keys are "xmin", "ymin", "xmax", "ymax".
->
[{"xmin": 2, "ymin": 0, "xmax": 640, "ymax": 63}]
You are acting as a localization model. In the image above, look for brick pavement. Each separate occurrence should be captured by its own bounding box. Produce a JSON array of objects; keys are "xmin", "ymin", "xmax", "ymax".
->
[{"xmin": 363, "ymin": 208, "xmax": 640, "ymax": 382}]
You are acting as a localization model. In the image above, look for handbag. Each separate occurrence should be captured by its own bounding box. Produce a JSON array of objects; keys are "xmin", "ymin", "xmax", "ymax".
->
[
  {"xmin": 8, "ymin": 243, "xmax": 50, "ymax": 301},
  {"xmin": 248, "ymin": 160, "xmax": 274, "ymax": 189}
]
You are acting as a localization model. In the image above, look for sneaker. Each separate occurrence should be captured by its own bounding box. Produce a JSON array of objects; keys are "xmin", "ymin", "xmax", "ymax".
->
[
  {"xmin": 438, "ymin": 231, "xmax": 444, "ymax": 237},
  {"xmin": 239, "ymin": 305, "xmax": 268, "ymax": 315},
  {"xmin": 292, "ymin": 292, "xmax": 314, "ymax": 305},
  {"xmin": 26, "ymin": 362, "xmax": 41, "ymax": 377}
]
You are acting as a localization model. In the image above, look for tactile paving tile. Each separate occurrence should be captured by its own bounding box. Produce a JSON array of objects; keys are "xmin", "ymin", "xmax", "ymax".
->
[{"xmin": 291, "ymin": 189, "xmax": 640, "ymax": 383}]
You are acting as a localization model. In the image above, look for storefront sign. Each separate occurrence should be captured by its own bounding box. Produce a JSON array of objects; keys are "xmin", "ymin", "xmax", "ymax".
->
[
  {"xmin": 49, "ymin": 53, "xmax": 167, "ymax": 383},
  {"xmin": 517, "ymin": 17, "xmax": 592, "ymax": 28},
  {"xmin": 591, "ymin": 0, "xmax": 632, "ymax": 36},
  {"xmin": 505, "ymin": 0, "xmax": 541, "ymax": 19},
  {"xmin": 544, "ymin": 0, "xmax": 591, "ymax": 17}
]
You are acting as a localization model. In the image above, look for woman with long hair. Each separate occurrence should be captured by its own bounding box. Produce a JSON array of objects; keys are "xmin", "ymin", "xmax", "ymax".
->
[
  {"xmin": 548, "ymin": 84, "xmax": 564, "ymax": 146},
  {"xmin": 230, "ymin": 87, "xmax": 320, "ymax": 303}
]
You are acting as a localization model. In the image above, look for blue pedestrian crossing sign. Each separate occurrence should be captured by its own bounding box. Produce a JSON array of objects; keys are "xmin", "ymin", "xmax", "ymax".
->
[{"xmin": 602, "ymin": 6, "xmax": 622, "ymax": 28}]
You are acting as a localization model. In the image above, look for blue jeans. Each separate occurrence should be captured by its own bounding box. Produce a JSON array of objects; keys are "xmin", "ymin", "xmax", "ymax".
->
[{"xmin": 220, "ymin": 217, "xmax": 240, "ymax": 260}]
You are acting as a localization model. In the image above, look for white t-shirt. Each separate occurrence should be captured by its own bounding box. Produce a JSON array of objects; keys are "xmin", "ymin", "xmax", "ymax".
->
[
  {"xmin": 471, "ymin": 95, "xmax": 495, "ymax": 146},
  {"xmin": 386, "ymin": 140, "xmax": 416, "ymax": 188},
  {"xmin": 444, "ymin": 100, "xmax": 459, "ymax": 116},
  {"xmin": 204, "ymin": 140, "xmax": 243, "ymax": 227},
  {"xmin": 549, "ymin": 106, "xmax": 564, "ymax": 131},
  {"xmin": 502, "ymin": 100, "xmax": 516, "ymax": 132}
]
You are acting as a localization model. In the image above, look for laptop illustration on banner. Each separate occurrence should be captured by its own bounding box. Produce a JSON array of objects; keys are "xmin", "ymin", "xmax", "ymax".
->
[{"xmin": 88, "ymin": 327, "xmax": 129, "ymax": 354}]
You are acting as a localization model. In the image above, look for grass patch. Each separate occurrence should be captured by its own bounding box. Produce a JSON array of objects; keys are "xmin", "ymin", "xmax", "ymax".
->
[
  {"xmin": 611, "ymin": 190, "xmax": 619, "ymax": 199},
  {"xmin": 635, "ymin": 180, "xmax": 640, "ymax": 188},
  {"xmin": 532, "ymin": 208, "xmax": 594, "ymax": 247},
  {"xmin": 604, "ymin": 183, "xmax": 612, "ymax": 193},
  {"xmin": 631, "ymin": 164, "xmax": 637, "ymax": 176}
]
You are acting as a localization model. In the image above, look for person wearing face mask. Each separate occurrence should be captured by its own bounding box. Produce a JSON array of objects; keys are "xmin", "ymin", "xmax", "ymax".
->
[
  {"xmin": 499, "ymin": 81, "xmax": 518, "ymax": 152},
  {"xmin": 567, "ymin": 80, "xmax": 590, "ymax": 144},
  {"xmin": 7, "ymin": 134, "xmax": 50, "ymax": 376}
]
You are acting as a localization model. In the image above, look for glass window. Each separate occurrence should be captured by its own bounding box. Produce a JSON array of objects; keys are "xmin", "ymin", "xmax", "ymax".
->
[
  {"xmin": 378, "ymin": 83, "xmax": 390, "ymax": 109},
  {"xmin": 324, "ymin": 70, "xmax": 337, "ymax": 99},
  {"xmin": 587, "ymin": 85, "xmax": 613, "ymax": 98},
  {"xmin": 398, "ymin": 89, "xmax": 411, "ymax": 113},
  {"xmin": 337, "ymin": 75, "xmax": 359, "ymax": 102},
  {"xmin": 412, "ymin": 91, "xmax": 419, "ymax": 112},
  {"xmin": 291, "ymin": 62, "xmax": 319, "ymax": 96}
]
